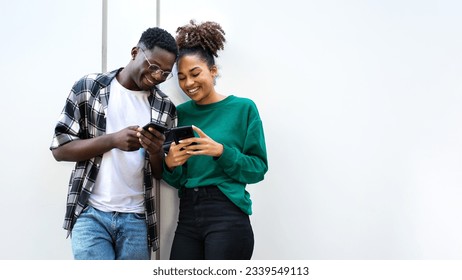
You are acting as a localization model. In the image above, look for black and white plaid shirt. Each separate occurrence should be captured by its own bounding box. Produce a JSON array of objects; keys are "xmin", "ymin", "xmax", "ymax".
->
[{"xmin": 50, "ymin": 68, "xmax": 177, "ymax": 252}]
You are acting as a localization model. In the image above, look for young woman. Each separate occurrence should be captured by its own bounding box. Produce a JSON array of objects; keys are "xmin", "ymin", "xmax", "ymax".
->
[{"xmin": 162, "ymin": 20, "xmax": 268, "ymax": 260}]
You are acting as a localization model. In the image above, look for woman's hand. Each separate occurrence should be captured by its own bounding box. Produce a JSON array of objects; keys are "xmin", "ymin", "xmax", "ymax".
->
[
  {"xmin": 164, "ymin": 125, "xmax": 223, "ymax": 170},
  {"xmin": 181, "ymin": 126, "xmax": 223, "ymax": 157},
  {"xmin": 164, "ymin": 141, "xmax": 193, "ymax": 170}
]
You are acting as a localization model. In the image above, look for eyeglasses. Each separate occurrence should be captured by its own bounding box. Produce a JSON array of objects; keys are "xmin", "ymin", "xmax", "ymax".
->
[{"xmin": 139, "ymin": 48, "xmax": 173, "ymax": 80}]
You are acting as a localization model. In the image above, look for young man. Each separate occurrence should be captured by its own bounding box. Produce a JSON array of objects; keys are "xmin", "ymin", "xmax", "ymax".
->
[{"xmin": 50, "ymin": 27, "xmax": 178, "ymax": 260}]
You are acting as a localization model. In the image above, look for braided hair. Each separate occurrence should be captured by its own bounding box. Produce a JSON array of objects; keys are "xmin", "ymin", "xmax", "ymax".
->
[{"xmin": 175, "ymin": 20, "xmax": 226, "ymax": 68}]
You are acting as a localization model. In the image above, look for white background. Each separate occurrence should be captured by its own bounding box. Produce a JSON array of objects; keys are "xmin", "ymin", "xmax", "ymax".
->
[{"xmin": 0, "ymin": 0, "xmax": 461, "ymax": 260}]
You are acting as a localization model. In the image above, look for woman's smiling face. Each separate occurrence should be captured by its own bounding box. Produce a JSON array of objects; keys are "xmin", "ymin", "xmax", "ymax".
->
[{"xmin": 177, "ymin": 54, "xmax": 218, "ymax": 105}]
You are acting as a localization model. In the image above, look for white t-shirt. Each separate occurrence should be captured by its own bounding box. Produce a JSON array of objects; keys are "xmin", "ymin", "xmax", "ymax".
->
[{"xmin": 88, "ymin": 78, "xmax": 151, "ymax": 213}]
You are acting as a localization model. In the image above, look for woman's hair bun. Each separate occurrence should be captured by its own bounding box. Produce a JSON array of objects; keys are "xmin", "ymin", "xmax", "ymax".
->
[{"xmin": 176, "ymin": 20, "xmax": 226, "ymax": 57}]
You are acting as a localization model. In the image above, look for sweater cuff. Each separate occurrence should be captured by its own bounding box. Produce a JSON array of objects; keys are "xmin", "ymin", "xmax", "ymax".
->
[
  {"xmin": 215, "ymin": 145, "xmax": 238, "ymax": 170},
  {"xmin": 162, "ymin": 159, "xmax": 182, "ymax": 180}
]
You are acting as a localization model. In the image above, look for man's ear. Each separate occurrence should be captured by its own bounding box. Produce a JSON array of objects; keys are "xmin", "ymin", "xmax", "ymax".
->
[{"xmin": 131, "ymin": 47, "xmax": 139, "ymax": 60}]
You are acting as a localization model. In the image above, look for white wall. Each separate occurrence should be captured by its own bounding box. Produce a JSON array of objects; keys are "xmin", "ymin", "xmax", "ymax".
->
[
  {"xmin": 0, "ymin": 0, "xmax": 160, "ymax": 259},
  {"xmin": 0, "ymin": 0, "xmax": 461, "ymax": 260},
  {"xmin": 160, "ymin": 0, "xmax": 462, "ymax": 259},
  {"xmin": 0, "ymin": 0, "xmax": 101, "ymax": 259}
]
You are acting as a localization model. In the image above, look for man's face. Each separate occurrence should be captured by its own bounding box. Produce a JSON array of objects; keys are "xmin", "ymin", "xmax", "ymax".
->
[{"xmin": 128, "ymin": 46, "xmax": 176, "ymax": 91}]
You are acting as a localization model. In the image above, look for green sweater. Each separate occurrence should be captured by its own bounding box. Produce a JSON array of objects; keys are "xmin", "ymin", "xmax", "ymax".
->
[{"xmin": 162, "ymin": 95, "xmax": 268, "ymax": 215}]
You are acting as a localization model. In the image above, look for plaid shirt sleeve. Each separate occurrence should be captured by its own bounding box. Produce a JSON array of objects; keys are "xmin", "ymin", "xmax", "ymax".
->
[
  {"xmin": 50, "ymin": 73, "xmax": 109, "ymax": 149},
  {"xmin": 50, "ymin": 71, "xmax": 115, "ymax": 234}
]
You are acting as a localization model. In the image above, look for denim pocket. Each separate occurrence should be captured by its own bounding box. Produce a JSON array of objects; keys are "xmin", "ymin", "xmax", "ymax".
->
[{"xmin": 133, "ymin": 213, "xmax": 146, "ymax": 220}]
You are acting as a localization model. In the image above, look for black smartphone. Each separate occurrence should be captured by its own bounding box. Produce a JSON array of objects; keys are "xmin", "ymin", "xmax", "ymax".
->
[
  {"xmin": 163, "ymin": 126, "xmax": 195, "ymax": 153},
  {"xmin": 170, "ymin": 126, "xmax": 195, "ymax": 144},
  {"xmin": 142, "ymin": 122, "xmax": 168, "ymax": 134}
]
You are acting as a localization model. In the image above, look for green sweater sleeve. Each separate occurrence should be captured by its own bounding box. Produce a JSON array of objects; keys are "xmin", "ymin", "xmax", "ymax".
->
[
  {"xmin": 162, "ymin": 160, "xmax": 184, "ymax": 189},
  {"xmin": 215, "ymin": 118, "xmax": 268, "ymax": 184}
]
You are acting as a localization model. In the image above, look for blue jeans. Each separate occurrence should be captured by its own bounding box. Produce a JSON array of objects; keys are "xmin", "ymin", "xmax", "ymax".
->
[
  {"xmin": 170, "ymin": 186, "xmax": 254, "ymax": 260},
  {"xmin": 71, "ymin": 205, "xmax": 150, "ymax": 260}
]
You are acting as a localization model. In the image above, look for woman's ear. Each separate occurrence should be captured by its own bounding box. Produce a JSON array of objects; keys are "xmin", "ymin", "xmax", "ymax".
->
[
  {"xmin": 210, "ymin": 65, "xmax": 218, "ymax": 78},
  {"xmin": 210, "ymin": 66, "xmax": 219, "ymax": 85}
]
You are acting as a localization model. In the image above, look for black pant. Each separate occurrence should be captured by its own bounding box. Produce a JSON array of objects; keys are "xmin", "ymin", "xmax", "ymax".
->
[{"xmin": 170, "ymin": 186, "xmax": 254, "ymax": 260}]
